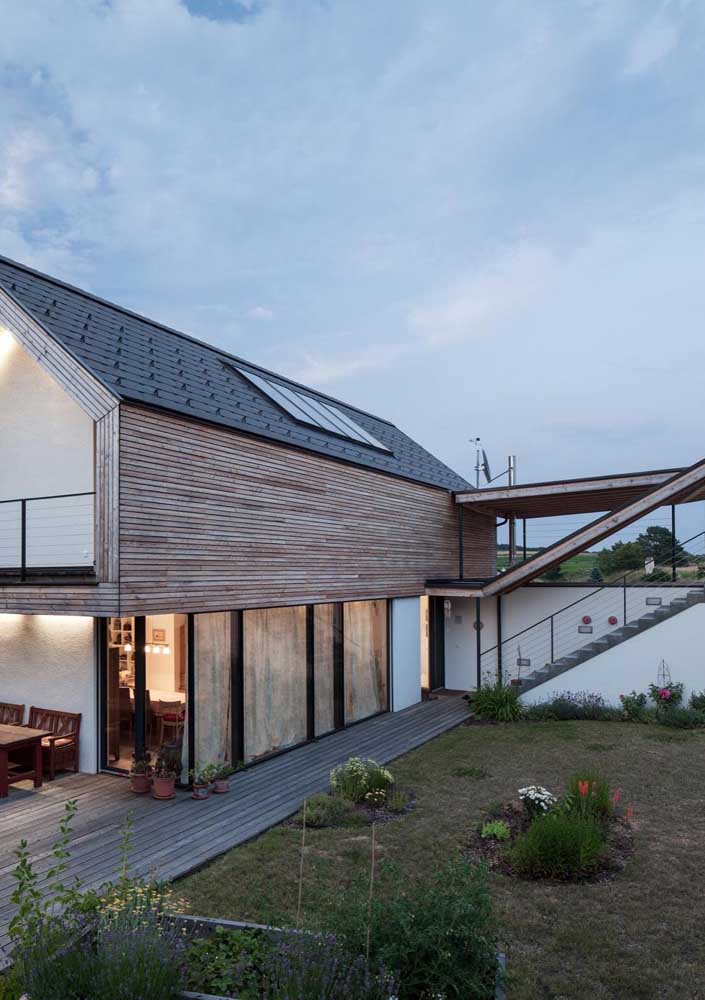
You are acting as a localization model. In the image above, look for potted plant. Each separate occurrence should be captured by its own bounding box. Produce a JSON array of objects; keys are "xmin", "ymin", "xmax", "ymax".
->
[
  {"xmin": 190, "ymin": 763, "xmax": 217, "ymax": 800},
  {"xmin": 212, "ymin": 761, "xmax": 242, "ymax": 794},
  {"xmin": 129, "ymin": 751, "xmax": 152, "ymax": 794},
  {"xmin": 152, "ymin": 752, "xmax": 178, "ymax": 800}
]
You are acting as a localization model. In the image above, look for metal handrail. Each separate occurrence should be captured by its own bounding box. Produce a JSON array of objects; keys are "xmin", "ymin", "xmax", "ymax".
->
[
  {"xmin": 0, "ymin": 491, "xmax": 95, "ymax": 579},
  {"xmin": 481, "ymin": 528, "xmax": 705, "ymax": 661}
]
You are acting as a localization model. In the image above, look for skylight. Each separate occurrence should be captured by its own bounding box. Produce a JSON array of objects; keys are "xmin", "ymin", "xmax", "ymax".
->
[{"xmin": 232, "ymin": 365, "xmax": 392, "ymax": 453}]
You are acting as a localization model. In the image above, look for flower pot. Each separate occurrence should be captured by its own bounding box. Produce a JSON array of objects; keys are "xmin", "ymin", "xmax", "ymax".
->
[
  {"xmin": 152, "ymin": 775, "xmax": 176, "ymax": 800},
  {"xmin": 192, "ymin": 783, "xmax": 209, "ymax": 800},
  {"xmin": 130, "ymin": 773, "xmax": 151, "ymax": 794},
  {"xmin": 212, "ymin": 779, "xmax": 230, "ymax": 794}
]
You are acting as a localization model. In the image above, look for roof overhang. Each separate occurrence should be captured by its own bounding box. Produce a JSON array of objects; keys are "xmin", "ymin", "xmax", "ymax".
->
[{"xmin": 453, "ymin": 468, "xmax": 705, "ymax": 518}]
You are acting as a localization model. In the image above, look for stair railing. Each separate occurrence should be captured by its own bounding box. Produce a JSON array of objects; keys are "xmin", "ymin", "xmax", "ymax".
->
[{"xmin": 480, "ymin": 529, "xmax": 705, "ymax": 686}]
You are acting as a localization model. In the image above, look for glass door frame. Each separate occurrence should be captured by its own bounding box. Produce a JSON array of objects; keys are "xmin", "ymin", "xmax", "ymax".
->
[{"xmin": 98, "ymin": 614, "xmax": 195, "ymax": 776}]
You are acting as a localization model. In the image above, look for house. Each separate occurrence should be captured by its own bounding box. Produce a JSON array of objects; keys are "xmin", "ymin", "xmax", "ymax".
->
[
  {"xmin": 0, "ymin": 254, "xmax": 494, "ymax": 776},
  {"xmin": 2, "ymin": 253, "xmax": 704, "ymax": 784}
]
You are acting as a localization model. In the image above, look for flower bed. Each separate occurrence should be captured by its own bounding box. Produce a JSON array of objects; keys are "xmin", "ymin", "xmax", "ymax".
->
[{"xmin": 466, "ymin": 773, "xmax": 635, "ymax": 883}]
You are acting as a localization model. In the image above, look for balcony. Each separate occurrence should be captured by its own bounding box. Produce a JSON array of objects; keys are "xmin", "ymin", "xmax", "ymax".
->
[{"xmin": 0, "ymin": 492, "xmax": 95, "ymax": 583}]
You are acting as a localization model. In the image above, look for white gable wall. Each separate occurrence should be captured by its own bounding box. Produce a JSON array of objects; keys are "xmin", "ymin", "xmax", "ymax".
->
[{"xmin": 0, "ymin": 330, "xmax": 94, "ymax": 501}]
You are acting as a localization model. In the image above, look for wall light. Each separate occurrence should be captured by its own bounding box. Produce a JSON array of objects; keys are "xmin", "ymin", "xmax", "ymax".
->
[
  {"xmin": 0, "ymin": 328, "xmax": 15, "ymax": 363},
  {"xmin": 144, "ymin": 644, "xmax": 152, "ymax": 654},
  {"xmin": 163, "ymin": 644, "xmax": 171, "ymax": 655},
  {"xmin": 124, "ymin": 642, "xmax": 133, "ymax": 653}
]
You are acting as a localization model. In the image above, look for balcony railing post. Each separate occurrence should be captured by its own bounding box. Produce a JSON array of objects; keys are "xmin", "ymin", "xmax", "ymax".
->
[
  {"xmin": 623, "ymin": 574, "xmax": 627, "ymax": 624},
  {"xmin": 20, "ymin": 499, "xmax": 27, "ymax": 581},
  {"xmin": 550, "ymin": 616, "xmax": 554, "ymax": 663}
]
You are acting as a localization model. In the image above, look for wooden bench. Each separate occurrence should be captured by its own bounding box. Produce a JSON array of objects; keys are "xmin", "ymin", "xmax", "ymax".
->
[
  {"xmin": 0, "ymin": 703, "xmax": 24, "ymax": 726},
  {"xmin": 26, "ymin": 707, "xmax": 82, "ymax": 780}
]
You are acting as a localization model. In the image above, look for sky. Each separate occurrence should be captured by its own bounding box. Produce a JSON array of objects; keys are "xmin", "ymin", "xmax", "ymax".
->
[{"xmin": 1, "ymin": 0, "xmax": 705, "ymax": 544}]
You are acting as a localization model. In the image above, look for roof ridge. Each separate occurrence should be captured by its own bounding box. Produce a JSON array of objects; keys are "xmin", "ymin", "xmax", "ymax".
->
[{"xmin": 0, "ymin": 252, "xmax": 395, "ymax": 428}]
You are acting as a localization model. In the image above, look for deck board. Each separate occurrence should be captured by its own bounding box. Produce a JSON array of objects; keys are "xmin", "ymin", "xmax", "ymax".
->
[{"xmin": 0, "ymin": 696, "xmax": 469, "ymax": 961}]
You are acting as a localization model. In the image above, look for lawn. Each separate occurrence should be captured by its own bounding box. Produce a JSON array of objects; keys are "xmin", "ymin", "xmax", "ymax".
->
[
  {"xmin": 178, "ymin": 721, "xmax": 705, "ymax": 999},
  {"xmin": 497, "ymin": 550, "xmax": 599, "ymax": 581}
]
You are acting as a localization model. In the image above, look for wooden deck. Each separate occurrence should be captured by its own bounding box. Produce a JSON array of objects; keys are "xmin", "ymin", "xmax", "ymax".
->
[{"xmin": 0, "ymin": 696, "xmax": 469, "ymax": 961}]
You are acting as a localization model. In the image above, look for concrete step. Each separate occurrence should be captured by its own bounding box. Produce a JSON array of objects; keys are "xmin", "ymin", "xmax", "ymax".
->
[{"xmin": 518, "ymin": 589, "xmax": 704, "ymax": 695}]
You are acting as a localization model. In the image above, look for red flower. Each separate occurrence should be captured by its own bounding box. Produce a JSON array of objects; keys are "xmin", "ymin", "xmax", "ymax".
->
[
  {"xmin": 612, "ymin": 789, "xmax": 621, "ymax": 806},
  {"xmin": 578, "ymin": 780, "xmax": 589, "ymax": 798},
  {"xmin": 626, "ymin": 805, "xmax": 634, "ymax": 821},
  {"xmin": 659, "ymin": 688, "xmax": 671, "ymax": 700}
]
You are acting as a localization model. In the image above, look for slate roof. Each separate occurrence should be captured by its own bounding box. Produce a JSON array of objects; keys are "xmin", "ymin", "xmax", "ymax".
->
[{"xmin": 0, "ymin": 255, "xmax": 470, "ymax": 492}]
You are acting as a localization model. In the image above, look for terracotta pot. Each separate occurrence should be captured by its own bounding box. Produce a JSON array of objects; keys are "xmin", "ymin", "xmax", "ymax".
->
[
  {"xmin": 192, "ymin": 783, "xmax": 209, "ymax": 800},
  {"xmin": 130, "ymin": 773, "xmax": 151, "ymax": 794},
  {"xmin": 152, "ymin": 775, "xmax": 176, "ymax": 800},
  {"xmin": 212, "ymin": 779, "xmax": 230, "ymax": 794}
]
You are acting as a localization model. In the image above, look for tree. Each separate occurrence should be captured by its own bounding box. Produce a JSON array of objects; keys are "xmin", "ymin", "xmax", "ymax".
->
[
  {"xmin": 636, "ymin": 526, "xmax": 685, "ymax": 567},
  {"xmin": 597, "ymin": 541, "xmax": 644, "ymax": 578},
  {"xmin": 543, "ymin": 563, "xmax": 563, "ymax": 581},
  {"xmin": 590, "ymin": 565, "xmax": 603, "ymax": 583}
]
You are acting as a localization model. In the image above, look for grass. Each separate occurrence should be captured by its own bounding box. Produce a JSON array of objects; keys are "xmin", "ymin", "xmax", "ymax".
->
[{"xmin": 178, "ymin": 721, "xmax": 705, "ymax": 998}]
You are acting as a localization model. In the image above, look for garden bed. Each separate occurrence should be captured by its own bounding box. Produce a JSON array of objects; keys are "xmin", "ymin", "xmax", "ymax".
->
[{"xmin": 466, "ymin": 799, "xmax": 634, "ymax": 883}]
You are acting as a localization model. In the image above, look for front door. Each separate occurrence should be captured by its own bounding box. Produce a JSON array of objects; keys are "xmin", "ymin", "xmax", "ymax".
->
[{"xmin": 428, "ymin": 597, "xmax": 446, "ymax": 691}]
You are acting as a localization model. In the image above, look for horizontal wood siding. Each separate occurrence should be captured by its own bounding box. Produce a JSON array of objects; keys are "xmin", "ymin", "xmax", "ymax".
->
[
  {"xmin": 95, "ymin": 407, "xmax": 120, "ymax": 584},
  {"xmin": 0, "ymin": 583, "xmax": 118, "ymax": 616},
  {"xmin": 118, "ymin": 405, "xmax": 490, "ymax": 614},
  {"xmin": 462, "ymin": 509, "xmax": 497, "ymax": 578}
]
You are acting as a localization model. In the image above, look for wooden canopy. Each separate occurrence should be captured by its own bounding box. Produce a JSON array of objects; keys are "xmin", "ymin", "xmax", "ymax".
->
[{"xmin": 454, "ymin": 467, "xmax": 705, "ymax": 518}]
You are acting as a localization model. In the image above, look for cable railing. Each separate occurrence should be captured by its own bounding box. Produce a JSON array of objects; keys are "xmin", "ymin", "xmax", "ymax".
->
[
  {"xmin": 481, "ymin": 530, "xmax": 705, "ymax": 686},
  {"xmin": 0, "ymin": 491, "xmax": 95, "ymax": 578}
]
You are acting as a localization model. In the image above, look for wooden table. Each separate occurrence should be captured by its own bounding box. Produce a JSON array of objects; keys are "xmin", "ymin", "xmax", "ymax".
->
[{"xmin": 0, "ymin": 724, "xmax": 52, "ymax": 799}]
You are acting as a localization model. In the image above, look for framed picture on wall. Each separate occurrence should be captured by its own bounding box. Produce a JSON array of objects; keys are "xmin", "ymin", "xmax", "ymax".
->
[{"xmin": 152, "ymin": 627, "xmax": 167, "ymax": 644}]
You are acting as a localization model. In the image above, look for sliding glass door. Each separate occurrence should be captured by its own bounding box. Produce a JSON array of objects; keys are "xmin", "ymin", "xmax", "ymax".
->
[{"xmin": 102, "ymin": 614, "xmax": 188, "ymax": 773}]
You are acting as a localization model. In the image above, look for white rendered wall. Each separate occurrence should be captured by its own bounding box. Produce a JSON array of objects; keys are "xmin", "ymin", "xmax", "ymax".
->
[
  {"xmin": 0, "ymin": 333, "xmax": 94, "ymax": 500},
  {"xmin": 442, "ymin": 585, "xmax": 697, "ymax": 691},
  {"xmin": 0, "ymin": 333, "xmax": 95, "ymax": 568},
  {"xmin": 391, "ymin": 597, "xmax": 422, "ymax": 711},
  {"xmin": 520, "ymin": 601, "xmax": 705, "ymax": 705},
  {"xmin": 0, "ymin": 613, "xmax": 97, "ymax": 772}
]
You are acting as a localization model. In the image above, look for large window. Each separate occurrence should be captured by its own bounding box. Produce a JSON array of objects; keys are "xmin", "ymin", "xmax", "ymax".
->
[
  {"xmin": 314, "ymin": 604, "xmax": 337, "ymax": 737},
  {"xmin": 194, "ymin": 612, "xmax": 232, "ymax": 767},
  {"xmin": 344, "ymin": 600, "xmax": 388, "ymax": 724},
  {"xmin": 243, "ymin": 606, "xmax": 308, "ymax": 762}
]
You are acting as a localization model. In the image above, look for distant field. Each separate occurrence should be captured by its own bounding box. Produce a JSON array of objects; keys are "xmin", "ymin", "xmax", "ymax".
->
[{"xmin": 496, "ymin": 549, "xmax": 599, "ymax": 581}]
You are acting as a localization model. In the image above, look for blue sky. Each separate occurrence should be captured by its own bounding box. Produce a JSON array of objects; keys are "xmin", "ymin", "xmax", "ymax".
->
[{"xmin": 1, "ymin": 0, "xmax": 705, "ymax": 542}]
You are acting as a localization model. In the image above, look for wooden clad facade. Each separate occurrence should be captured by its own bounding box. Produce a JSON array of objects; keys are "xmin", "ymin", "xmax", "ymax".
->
[{"xmin": 117, "ymin": 404, "xmax": 495, "ymax": 615}]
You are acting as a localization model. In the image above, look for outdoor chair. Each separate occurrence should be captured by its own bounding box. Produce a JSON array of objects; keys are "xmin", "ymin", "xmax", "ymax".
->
[
  {"xmin": 26, "ymin": 707, "xmax": 82, "ymax": 780},
  {"xmin": 0, "ymin": 702, "xmax": 24, "ymax": 726}
]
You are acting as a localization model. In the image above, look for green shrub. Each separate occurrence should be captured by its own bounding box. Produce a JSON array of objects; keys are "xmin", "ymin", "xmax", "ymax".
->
[
  {"xmin": 690, "ymin": 690, "xmax": 705, "ymax": 711},
  {"xmin": 510, "ymin": 811, "xmax": 606, "ymax": 879},
  {"xmin": 183, "ymin": 927, "xmax": 270, "ymax": 997},
  {"xmin": 385, "ymin": 788, "xmax": 412, "ymax": 814},
  {"xmin": 523, "ymin": 691, "xmax": 621, "ymax": 722},
  {"xmin": 322, "ymin": 860, "xmax": 499, "ymax": 1000},
  {"xmin": 565, "ymin": 771, "xmax": 612, "ymax": 821},
  {"xmin": 619, "ymin": 690, "xmax": 649, "ymax": 721},
  {"xmin": 300, "ymin": 793, "xmax": 361, "ymax": 828},
  {"xmin": 330, "ymin": 758, "xmax": 394, "ymax": 803},
  {"xmin": 481, "ymin": 819, "xmax": 510, "ymax": 841},
  {"xmin": 657, "ymin": 707, "xmax": 705, "ymax": 729},
  {"xmin": 472, "ymin": 682, "xmax": 522, "ymax": 722}
]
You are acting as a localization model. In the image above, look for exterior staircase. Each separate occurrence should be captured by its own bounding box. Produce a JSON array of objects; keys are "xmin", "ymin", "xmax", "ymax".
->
[{"xmin": 517, "ymin": 588, "xmax": 705, "ymax": 694}]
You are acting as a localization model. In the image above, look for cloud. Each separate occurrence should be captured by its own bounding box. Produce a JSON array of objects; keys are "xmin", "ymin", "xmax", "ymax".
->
[
  {"xmin": 407, "ymin": 243, "xmax": 553, "ymax": 346},
  {"xmin": 0, "ymin": 0, "xmax": 704, "ymax": 532},
  {"xmin": 247, "ymin": 305, "xmax": 274, "ymax": 321},
  {"xmin": 623, "ymin": 13, "xmax": 679, "ymax": 76}
]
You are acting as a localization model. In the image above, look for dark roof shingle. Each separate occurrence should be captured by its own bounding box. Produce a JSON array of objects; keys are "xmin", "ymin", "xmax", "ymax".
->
[{"xmin": 0, "ymin": 255, "xmax": 470, "ymax": 491}]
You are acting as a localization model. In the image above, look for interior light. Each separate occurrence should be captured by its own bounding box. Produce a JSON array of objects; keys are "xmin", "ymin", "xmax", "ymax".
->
[
  {"xmin": 144, "ymin": 644, "xmax": 152, "ymax": 654},
  {"xmin": 123, "ymin": 642, "xmax": 133, "ymax": 653},
  {"xmin": 163, "ymin": 645, "xmax": 171, "ymax": 655}
]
